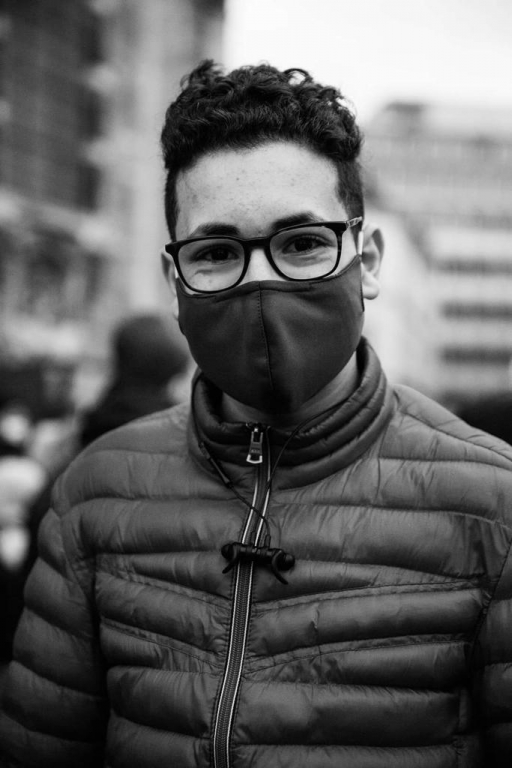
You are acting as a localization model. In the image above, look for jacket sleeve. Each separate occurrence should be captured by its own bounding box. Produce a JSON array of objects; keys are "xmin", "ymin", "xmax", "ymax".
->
[
  {"xmin": 474, "ymin": 536, "xmax": 512, "ymax": 767},
  {"xmin": 0, "ymin": 494, "xmax": 108, "ymax": 767}
]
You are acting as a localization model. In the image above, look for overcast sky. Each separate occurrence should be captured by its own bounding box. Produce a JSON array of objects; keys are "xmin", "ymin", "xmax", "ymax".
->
[{"xmin": 224, "ymin": 0, "xmax": 512, "ymax": 121}]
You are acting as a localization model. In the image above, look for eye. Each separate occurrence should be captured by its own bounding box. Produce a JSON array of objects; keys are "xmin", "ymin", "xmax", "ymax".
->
[
  {"xmin": 279, "ymin": 231, "xmax": 332, "ymax": 257},
  {"xmin": 185, "ymin": 241, "xmax": 242, "ymax": 266},
  {"xmin": 284, "ymin": 234, "xmax": 326, "ymax": 253}
]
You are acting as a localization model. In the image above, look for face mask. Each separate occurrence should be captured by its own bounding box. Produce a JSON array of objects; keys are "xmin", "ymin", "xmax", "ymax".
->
[{"xmin": 176, "ymin": 255, "xmax": 364, "ymax": 413}]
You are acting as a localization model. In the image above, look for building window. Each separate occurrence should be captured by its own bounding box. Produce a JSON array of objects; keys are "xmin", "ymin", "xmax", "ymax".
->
[
  {"xmin": 442, "ymin": 348, "xmax": 512, "ymax": 365},
  {"xmin": 82, "ymin": 8, "xmax": 105, "ymax": 65},
  {"xmin": 437, "ymin": 259, "xmax": 512, "ymax": 275},
  {"xmin": 77, "ymin": 161, "xmax": 101, "ymax": 210},
  {"xmin": 0, "ymin": 223, "xmax": 105, "ymax": 322},
  {"xmin": 81, "ymin": 88, "xmax": 104, "ymax": 140},
  {"xmin": 442, "ymin": 303, "xmax": 512, "ymax": 320},
  {"xmin": 0, "ymin": 1, "xmax": 104, "ymax": 210}
]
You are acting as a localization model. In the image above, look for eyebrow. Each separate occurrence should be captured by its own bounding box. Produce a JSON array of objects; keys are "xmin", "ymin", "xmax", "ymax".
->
[{"xmin": 188, "ymin": 211, "xmax": 324, "ymax": 239}]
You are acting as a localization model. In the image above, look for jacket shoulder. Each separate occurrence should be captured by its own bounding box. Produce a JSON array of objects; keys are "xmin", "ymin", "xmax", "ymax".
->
[
  {"xmin": 381, "ymin": 385, "xmax": 512, "ymax": 527},
  {"xmin": 83, "ymin": 401, "xmax": 190, "ymax": 453},
  {"xmin": 53, "ymin": 402, "xmax": 191, "ymax": 514},
  {"xmin": 391, "ymin": 385, "xmax": 512, "ymax": 466}
]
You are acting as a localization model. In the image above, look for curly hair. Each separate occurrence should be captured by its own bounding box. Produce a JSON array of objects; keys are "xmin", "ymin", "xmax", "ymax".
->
[{"xmin": 161, "ymin": 61, "xmax": 364, "ymax": 237}]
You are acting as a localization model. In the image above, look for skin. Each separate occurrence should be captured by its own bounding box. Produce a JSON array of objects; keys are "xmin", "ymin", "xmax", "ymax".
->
[{"xmin": 166, "ymin": 140, "xmax": 383, "ymax": 428}]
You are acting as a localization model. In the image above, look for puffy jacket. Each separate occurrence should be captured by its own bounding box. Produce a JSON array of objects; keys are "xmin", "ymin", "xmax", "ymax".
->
[{"xmin": 2, "ymin": 340, "xmax": 512, "ymax": 768}]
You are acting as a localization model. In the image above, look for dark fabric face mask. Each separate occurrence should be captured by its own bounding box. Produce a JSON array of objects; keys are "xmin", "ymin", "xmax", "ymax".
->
[{"xmin": 176, "ymin": 255, "xmax": 365, "ymax": 413}]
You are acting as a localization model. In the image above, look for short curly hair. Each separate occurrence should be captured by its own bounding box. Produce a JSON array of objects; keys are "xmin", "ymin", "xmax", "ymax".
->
[{"xmin": 161, "ymin": 60, "xmax": 364, "ymax": 237}]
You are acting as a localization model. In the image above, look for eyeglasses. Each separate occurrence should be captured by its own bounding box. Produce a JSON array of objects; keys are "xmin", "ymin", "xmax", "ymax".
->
[{"xmin": 163, "ymin": 217, "xmax": 363, "ymax": 294}]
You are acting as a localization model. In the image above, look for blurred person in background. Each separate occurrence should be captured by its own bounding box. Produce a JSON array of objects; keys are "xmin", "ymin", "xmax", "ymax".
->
[
  {"xmin": 23, "ymin": 311, "xmax": 191, "ymax": 597},
  {"xmin": 1, "ymin": 61, "xmax": 512, "ymax": 768},
  {"xmin": 80, "ymin": 312, "xmax": 190, "ymax": 447},
  {"xmin": 0, "ymin": 402, "xmax": 45, "ymax": 670},
  {"xmin": 0, "ymin": 315, "xmax": 189, "ymax": 675}
]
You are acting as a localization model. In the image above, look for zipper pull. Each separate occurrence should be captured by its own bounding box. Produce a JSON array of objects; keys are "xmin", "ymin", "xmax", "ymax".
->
[{"xmin": 246, "ymin": 424, "xmax": 264, "ymax": 464}]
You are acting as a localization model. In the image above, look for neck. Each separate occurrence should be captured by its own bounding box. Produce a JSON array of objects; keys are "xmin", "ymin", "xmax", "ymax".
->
[{"xmin": 220, "ymin": 352, "xmax": 360, "ymax": 428}]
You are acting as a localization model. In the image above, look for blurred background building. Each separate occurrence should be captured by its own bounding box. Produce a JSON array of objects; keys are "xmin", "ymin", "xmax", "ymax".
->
[
  {"xmin": 362, "ymin": 202, "xmax": 438, "ymax": 399},
  {"xmin": 0, "ymin": 0, "xmax": 510, "ymax": 676},
  {"xmin": 0, "ymin": 0, "xmax": 511, "ymax": 418},
  {"xmin": 0, "ymin": 0, "xmax": 223, "ymax": 414},
  {"xmin": 364, "ymin": 102, "xmax": 512, "ymax": 409}
]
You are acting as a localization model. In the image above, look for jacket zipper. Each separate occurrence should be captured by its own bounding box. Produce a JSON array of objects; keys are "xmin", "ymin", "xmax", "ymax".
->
[{"xmin": 212, "ymin": 424, "xmax": 271, "ymax": 768}]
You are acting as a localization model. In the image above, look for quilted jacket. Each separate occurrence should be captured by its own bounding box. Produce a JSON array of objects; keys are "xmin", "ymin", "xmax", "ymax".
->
[{"xmin": 1, "ymin": 340, "xmax": 512, "ymax": 768}]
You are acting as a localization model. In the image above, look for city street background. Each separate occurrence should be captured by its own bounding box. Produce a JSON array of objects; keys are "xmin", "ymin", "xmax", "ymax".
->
[
  {"xmin": 0, "ymin": 0, "xmax": 511, "ymax": 425},
  {"xmin": 1, "ymin": 0, "xmax": 512, "ymax": 666}
]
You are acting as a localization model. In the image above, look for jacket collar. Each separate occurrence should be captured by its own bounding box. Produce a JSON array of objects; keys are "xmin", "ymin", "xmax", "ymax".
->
[{"xmin": 189, "ymin": 338, "xmax": 394, "ymax": 489}]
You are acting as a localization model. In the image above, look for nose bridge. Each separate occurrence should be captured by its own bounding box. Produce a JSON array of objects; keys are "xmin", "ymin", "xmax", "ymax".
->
[{"xmin": 243, "ymin": 240, "xmax": 279, "ymax": 283}]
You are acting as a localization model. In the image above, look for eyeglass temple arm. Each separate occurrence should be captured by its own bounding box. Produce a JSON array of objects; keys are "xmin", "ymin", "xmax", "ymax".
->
[
  {"xmin": 160, "ymin": 249, "xmax": 180, "ymax": 281},
  {"xmin": 347, "ymin": 217, "xmax": 365, "ymax": 256}
]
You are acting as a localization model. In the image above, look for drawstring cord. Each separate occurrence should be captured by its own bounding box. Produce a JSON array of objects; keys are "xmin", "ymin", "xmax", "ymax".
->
[{"xmin": 191, "ymin": 374, "xmax": 342, "ymax": 582}]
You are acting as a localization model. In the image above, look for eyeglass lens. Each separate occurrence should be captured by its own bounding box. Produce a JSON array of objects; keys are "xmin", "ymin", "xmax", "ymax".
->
[{"xmin": 178, "ymin": 224, "xmax": 340, "ymax": 292}]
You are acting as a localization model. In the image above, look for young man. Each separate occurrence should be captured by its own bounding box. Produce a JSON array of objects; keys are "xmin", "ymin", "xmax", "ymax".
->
[{"xmin": 1, "ymin": 61, "xmax": 512, "ymax": 768}]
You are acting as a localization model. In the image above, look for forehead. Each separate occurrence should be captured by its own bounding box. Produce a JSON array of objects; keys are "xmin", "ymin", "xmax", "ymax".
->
[{"xmin": 174, "ymin": 141, "xmax": 344, "ymax": 238}]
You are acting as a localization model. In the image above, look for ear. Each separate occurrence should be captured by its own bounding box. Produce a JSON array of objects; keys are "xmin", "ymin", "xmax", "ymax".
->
[
  {"xmin": 161, "ymin": 251, "xmax": 179, "ymax": 321},
  {"xmin": 360, "ymin": 223, "xmax": 384, "ymax": 301}
]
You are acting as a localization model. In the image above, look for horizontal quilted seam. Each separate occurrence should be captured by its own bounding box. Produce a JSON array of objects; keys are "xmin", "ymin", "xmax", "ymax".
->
[
  {"xmin": 234, "ymin": 740, "xmax": 456, "ymax": 749},
  {"xmin": 21, "ymin": 604, "xmax": 94, "ymax": 644},
  {"xmin": 96, "ymin": 559, "xmax": 229, "ymax": 606},
  {"xmin": 242, "ymin": 635, "xmax": 469, "ymax": 672},
  {"xmin": 375, "ymin": 456, "xmax": 512, "ymax": 475},
  {"xmin": 7, "ymin": 660, "xmax": 103, "ymax": 700},
  {"xmin": 107, "ymin": 712, "xmax": 211, "ymax": 740},
  {"xmin": 267, "ymin": 494, "xmax": 512, "ymax": 526},
  {"xmin": 245, "ymin": 634, "xmax": 468, "ymax": 666},
  {"xmin": 386, "ymin": 405, "xmax": 512, "ymax": 467},
  {"xmin": 252, "ymin": 579, "xmax": 482, "ymax": 609},
  {"xmin": 236, "ymin": 678, "xmax": 462, "ymax": 694},
  {"xmin": 36, "ymin": 547, "xmax": 96, "ymax": 593},
  {"xmin": 101, "ymin": 617, "xmax": 225, "ymax": 669},
  {"xmin": 0, "ymin": 711, "xmax": 102, "ymax": 745}
]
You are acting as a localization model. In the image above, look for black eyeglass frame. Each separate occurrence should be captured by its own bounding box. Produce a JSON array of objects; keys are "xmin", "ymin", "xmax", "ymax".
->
[{"xmin": 163, "ymin": 217, "xmax": 364, "ymax": 294}]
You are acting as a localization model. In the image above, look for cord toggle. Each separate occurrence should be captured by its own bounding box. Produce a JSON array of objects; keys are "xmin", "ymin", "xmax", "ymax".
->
[{"xmin": 221, "ymin": 541, "xmax": 295, "ymax": 584}]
